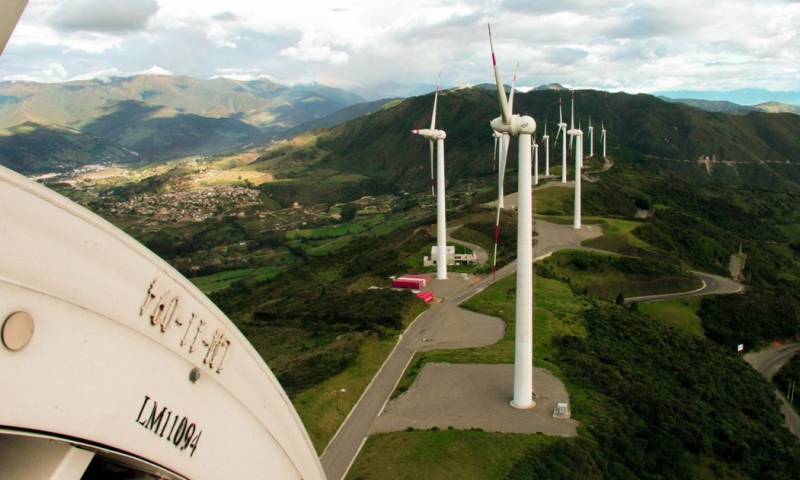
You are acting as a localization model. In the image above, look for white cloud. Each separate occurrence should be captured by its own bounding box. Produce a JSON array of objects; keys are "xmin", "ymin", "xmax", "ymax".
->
[
  {"xmin": 2, "ymin": 62, "xmax": 68, "ymax": 83},
  {"xmin": 1, "ymin": 0, "xmax": 798, "ymax": 94},
  {"xmin": 280, "ymin": 32, "xmax": 349, "ymax": 65}
]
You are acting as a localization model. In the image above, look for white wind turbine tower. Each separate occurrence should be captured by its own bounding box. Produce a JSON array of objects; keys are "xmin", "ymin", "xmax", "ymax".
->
[
  {"xmin": 555, "ymin": 98, "xmax": 568, "ymax": 183},
  {"xmin": 542, "ymin": 122, "xmax": 550, "ymax": 177},
  {"xmin": 567, "ymin": 95, "xmax": 583, "ymax": 230},
  {"xmin": 533, "ymin": 138, "xmax": 540, "ymax": 185},
  {"xmin": 412, "ymin": 83, "xmax": 448, "ymax": 280},
  {"xmin": 488, "ymin": 24, "xmax": 537, "ymax": 409},
  {"xmin": 601, "ymin": 121, "xmax": 607, "ymax": 159},
  {"xmin": 588, "ymin": 117, "xmax": 594, "ymax": 158}
]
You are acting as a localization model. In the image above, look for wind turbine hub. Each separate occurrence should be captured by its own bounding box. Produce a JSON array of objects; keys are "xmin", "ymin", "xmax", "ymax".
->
[{"xmin": 491, "ymin": 115, "xmax": 535, "ymax": 136}]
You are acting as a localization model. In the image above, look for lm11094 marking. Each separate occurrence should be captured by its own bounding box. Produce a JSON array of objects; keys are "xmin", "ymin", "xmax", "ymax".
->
[{"xmin": 136, "ymin": 395, "xmax": 203, "ymax": 457}]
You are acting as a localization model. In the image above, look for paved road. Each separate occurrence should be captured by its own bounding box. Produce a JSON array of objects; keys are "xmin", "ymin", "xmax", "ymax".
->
[
  {"xmin": 321, "ymin": 202, "xmax": 741, "ymax": 479},
  {"xmin": 446, "ymin": 225, "xmax": 489, "ymax": 265},
  {"xmin": 624, "ymin": 271, "xmax": 743, "ymax": 305},
  {"xmin": 745, "ymin": 343, "xmax": 800, "ymax": 381},
  {"xmin": 320, "ymin": 219, "xmax": 597, "ymax": 480},
  {"xmin": 744, "ymin": 343, "xmax": 800, "ymax": 438},
  {"xmin": 485, "ymin": 180, "xmax": 573, "ymax": 209}
]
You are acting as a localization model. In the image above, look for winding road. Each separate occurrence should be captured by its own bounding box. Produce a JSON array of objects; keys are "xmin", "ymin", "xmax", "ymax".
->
[
  {"xmin": 320, "ymin": 219, "xmax": 599, "ymax": 480},
  {"xmin": 321, "ymin": 194, "xmax": 745, "ymax": 480},
  {"xmin": 744, "ymin": 343, "xmax": 800, "ymax": 438},
  {"xmin": 624, "ymin": 271, "xmax": 743, "ymax": 305}
]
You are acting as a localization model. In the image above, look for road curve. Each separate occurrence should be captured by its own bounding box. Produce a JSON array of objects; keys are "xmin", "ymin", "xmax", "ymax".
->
[
  {"xmin": 744, "ymin": 343, "xmax": 800, "ymax": 438},
  {"xmin": 320, "ymin": 219, "xmax": 598, "ymax": 480},
  {"xmin": 624, "ymin": 271, "xmax": 743, "ymax": 305},
  {"xmin": 321, "ymin": 201, "xmax": 743, "ymax": 479},
  {"xmin": 446, "ymin": 225, "xmax": 489, "ymax": 266}
]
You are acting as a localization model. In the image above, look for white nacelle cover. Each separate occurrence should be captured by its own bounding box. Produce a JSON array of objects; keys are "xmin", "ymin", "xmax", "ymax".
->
[{"xmin": 0, "ymin": 165, "xmax": 325, "ymax": 480}]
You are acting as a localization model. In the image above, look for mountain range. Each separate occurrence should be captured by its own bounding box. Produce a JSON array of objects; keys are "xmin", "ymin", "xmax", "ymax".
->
[
  {"xmin": 314, "ymin": 87, "xmax": 800, "ymax": 192},
  {"xmin": 660, "ymin": 97, "xmax": 800, "ymax": 115},
  {"xmin": 2, "ymin": 75, "xmax": 800, "ymax": 184},
  {"xmin": 0, "ymin": 75, "xmax": 366, "ymax": 173}
]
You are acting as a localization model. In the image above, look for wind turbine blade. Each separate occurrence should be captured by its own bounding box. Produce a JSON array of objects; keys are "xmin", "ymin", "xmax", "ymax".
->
[
  {"xmin": 559, "ymin": 98, "xmax": 563, "ymax": 124},
  {"xmin": 508, "ymin": 63, "xmax": 519, "ymax": 115},
  {"xmin": 492, "ymin": 199, "xmax": 502, "ymax": 279},
  {"xmin": 493, "ymin": 136, "xmax": 498, "ymax": 172},
  {"xmin": 430, "ymin": 83, "xmax": 439, "ymax": 130},
  {"xmin": 429, "ymin": 139, "xmax": 435, "ymax": 196},
  {"xmin": 488, "ymin": 23, "xmax": 511, "ymax": 124}
]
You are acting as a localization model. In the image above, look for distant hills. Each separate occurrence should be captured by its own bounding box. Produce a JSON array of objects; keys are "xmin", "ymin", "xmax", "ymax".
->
[
  {"xmin": 0, "ymin": 75, "xmax": 363, "ymax": 130},
  {"xmin": 2, "ymin": 75, "xmax": 799, "ymax": 180},
  {"xmin": 658, "ymin": 88, "xmax": 800, "ymax": 107},
  {"xmin": 0, "ymin": 75, "xmax": 368, "ymax": 173},
  {"xmin": 314, "ymin": 87, "xmax": 800, "ymax": 191},
  {"xmin": 661, "ymin": 97, "xmax": 800, "ymax": 116}
]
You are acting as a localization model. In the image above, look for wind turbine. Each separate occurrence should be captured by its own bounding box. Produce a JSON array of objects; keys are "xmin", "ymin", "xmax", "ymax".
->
[
  {"xmin": 488, "ymin": 24, "xmax": 537, "ymax": 410},
  {"xmin": 587, "ymin": 117, "xmax": 594, "ymax": 158},
  {"xmin": 601, "ymin": 121, "xmax": 607, "ymax": 159},
  {"xmin": 567, "ymin": 96, "xmax": 583, "ymax": 230},
  {"xmin": 555, "ymin": 98, "xmax": 567, "ymax": 183},
  {"xmin": 412, "ymin": 83, "xmax": 448, "ymax": 280},
  {"xmin": 542, "ymin": 121, "xmax": 550, "ymax": 177}
]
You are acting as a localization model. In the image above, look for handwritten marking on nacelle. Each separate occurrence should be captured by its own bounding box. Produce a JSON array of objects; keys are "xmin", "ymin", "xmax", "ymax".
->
[
  {"xmin": 139, "ymin": 278, "xmax": 231, "ymax": 374},
  {"xmin": 136, "ymin": 395, "xmax": 203, "ymax": 457}
]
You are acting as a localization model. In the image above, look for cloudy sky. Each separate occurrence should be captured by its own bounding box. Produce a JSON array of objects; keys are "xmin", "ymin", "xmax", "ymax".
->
[{"xmin": 2, "ymin": 0, "xmax": 799, "ymax": 97}]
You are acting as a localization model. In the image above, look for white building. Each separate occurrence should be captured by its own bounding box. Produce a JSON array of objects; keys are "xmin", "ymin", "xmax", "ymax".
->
[{"xmin": 423, "ymin": 245, "xmax": 478, "ymax": 267}]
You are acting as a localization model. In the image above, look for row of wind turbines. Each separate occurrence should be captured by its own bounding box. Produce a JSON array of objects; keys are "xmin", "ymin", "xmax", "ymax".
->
[{"xmin": 411, "ymin": 24, "xmax": 611, "ymax": 410}]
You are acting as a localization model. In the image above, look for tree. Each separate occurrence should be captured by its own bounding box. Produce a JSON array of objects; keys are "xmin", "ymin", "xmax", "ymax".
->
[
  {"xmin": 615, "ymin": 292, "xmax": 625, "ymax": 305},
  {"xmin": 340, "ymin": 203, "xmax": 358, "ymax": 221}
]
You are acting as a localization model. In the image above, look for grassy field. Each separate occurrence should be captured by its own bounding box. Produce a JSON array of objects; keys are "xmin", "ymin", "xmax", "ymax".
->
[
  {"xmin": 294, "ymin": 335, "xmax": 399, "ymax": 452},
  {"xmin": 347, "ymin": 430, "xmax": 554, "ymax": 480},
  {"xmin": 639, "ymin": 297, "xmax": 704, "ymax": 337},
  {"xmin": 189, "ymin": 266, "xmax": 281, "ymax": 294},
  {"xmin": 538, "ymin": 249, "xmax": 702, "ymax": 302},
  {"xmin": 533, "ymin": 185, "xmax": 573, "ymax": 215},
  {"xmin": 393, "ymin": 274, "xmax": 591, "ymax": 397}
]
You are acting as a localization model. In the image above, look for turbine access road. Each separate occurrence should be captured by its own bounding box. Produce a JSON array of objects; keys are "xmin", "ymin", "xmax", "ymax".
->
[
  {"xmin": 321, "ymin": 194, "xmax": 743, "ymax": 480},
  {"xmin": 624, "ymin": 271, "xmax": 743, "ymax": 305},
  {"xmin": 744, "ymin": 343, "xmax": 800, "ymax": 438},
  {"xmin": 319, "ymin": 219, "xmax": 600, "ymax": 480}
]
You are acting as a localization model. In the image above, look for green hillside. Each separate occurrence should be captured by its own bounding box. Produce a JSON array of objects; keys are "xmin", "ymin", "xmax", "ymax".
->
[
  {"xmin": 0, "ymin": 122, "xmax": 138, "ymax": 174},
  {"xmin": 316, "ymin": 88, "xmax": 800, "ymax": 192}
]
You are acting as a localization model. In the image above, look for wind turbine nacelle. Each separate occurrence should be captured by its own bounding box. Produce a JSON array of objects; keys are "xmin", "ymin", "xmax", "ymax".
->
[
  {"xmin": 567, "ymin": 128, "xmax": 583, "ymax": 137},
  {"xmin": 490, "ymin": 115, "xmax": 535, "ymax": 136},
  {"xmin": 412, "ymin": 128, "xmax": 446, "ymax": 140}
]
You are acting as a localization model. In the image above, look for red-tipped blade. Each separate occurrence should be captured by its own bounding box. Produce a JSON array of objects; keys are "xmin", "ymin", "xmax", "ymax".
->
[{"xmin": 488, "ymin": 23, "xmax": 511, "ymax": 124}]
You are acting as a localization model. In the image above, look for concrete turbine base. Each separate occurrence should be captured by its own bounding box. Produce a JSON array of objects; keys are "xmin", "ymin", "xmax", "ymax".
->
[{"xmin": 510, "ymin": 399, "xmax": 536, "ymax": 410}]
